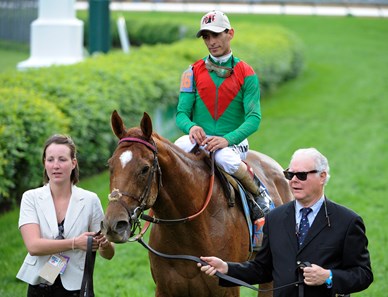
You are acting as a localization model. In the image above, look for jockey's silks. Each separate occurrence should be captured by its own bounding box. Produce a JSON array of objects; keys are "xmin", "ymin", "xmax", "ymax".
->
[{"xmin": 176, "ymin": 55, "xmax": 261, "ymax": 145}]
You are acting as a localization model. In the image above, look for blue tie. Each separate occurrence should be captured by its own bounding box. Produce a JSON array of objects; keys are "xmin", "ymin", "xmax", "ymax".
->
[{"xmin": 298, "ymin": 208, "xmax": 312, "ymax": 247}]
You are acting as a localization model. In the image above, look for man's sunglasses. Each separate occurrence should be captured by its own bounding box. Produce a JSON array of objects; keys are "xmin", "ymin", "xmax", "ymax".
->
[{"xmin": 283, "ymin": 169, "xmax": 319, "ymax": 181}]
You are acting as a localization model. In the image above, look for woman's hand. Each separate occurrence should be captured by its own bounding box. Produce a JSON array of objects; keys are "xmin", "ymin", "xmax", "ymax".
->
[{"xmin": 94, "ymin": 233, "xmax": 111, "ymax": 250}]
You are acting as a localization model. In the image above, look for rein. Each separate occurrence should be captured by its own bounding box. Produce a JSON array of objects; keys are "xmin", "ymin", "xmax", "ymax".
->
[
  {"xmin": 80, "ymin": 234, "xmax": 97, "ymax": 297},
  {"xmin": 141, "ymin": 152, "xmax": 215, "ymax": 224},
  {"xmin": 136, "ymin": 237, "xmax": 303, "ymax": 293}
]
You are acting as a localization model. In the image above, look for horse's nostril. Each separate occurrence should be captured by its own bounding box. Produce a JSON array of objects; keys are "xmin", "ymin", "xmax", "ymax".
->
[{"xmin": 115, "ymin": 220, "xmax": 130, "ymax": 233}]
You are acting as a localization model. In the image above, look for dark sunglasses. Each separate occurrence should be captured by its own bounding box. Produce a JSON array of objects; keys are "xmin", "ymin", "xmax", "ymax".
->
[{"xmin": 283, "ymin": 169, "xmax": 319, "ymax": 181}]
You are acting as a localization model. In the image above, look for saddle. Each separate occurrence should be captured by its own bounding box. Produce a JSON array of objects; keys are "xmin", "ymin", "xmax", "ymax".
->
[{"xmin": 202, "ymin": 155, "xmax": 271, "ymax": 251}]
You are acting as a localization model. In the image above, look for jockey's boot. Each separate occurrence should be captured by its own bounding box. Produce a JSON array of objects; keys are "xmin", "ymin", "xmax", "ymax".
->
[{"xmin": 234, "ymin": 162, "xmax": 271, "ymax": 221}]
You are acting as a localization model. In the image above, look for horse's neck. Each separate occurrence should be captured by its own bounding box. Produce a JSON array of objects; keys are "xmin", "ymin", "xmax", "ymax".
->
[
  {"xmin": 158, "ymin": 141, "xmax": 209, "ymax": 185},
  {"xmin": 155, "ymin": 139, "xmax": 211, "ymax": 210}
]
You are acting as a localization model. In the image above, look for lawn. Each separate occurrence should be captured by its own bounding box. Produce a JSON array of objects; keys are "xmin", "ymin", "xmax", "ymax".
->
[
  {"xmin": 0, "ymin": 12, "xmax": 387, "ymax": 297},
  {"xmin": 0, "ymin": 41, "xmax": 29, "ymax": 72}
]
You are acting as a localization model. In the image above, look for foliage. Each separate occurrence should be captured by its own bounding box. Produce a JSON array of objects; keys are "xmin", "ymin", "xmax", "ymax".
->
[
  {"xmin": 79, "ymin": 11, "xmax": 197, "ymax": 48},
  {"xmin": 0, "ymin": 88, "xmax": 69, "ymax": 204}
]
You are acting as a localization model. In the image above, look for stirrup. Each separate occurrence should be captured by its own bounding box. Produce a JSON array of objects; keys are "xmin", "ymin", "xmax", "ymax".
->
[
  {"xmin": 248, "ymin": 194, "xmax": 265, "ymax": 221},
  {"xmin": 253, "ymin": 175, "xmax": 272, "ymax": 213},
  {"xmin": 251, "ymin": 197, "xmax": 268, "ymax": 220},
  {"xmin": 257, "ymin": 189, "xmax": 271, "ymax": 214}
]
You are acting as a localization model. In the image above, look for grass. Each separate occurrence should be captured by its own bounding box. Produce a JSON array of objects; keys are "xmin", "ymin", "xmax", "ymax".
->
[
  {"xmin": 1, "ymin": 12, "xmax": 387, "ymax": 297},
  {"xmin": 0, "ymin": 41, "xmax": 29, "ymax": 72}
]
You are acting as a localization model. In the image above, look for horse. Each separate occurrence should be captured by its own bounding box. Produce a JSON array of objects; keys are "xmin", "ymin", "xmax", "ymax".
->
[{"xmin": 101, "ymin": 110, "xmax": 293, "ymax": 297}]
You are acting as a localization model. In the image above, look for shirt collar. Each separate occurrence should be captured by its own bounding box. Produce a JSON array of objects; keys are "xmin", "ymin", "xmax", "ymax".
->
[
  {"xmin": 295, "ymin": 196, "xmax": 325, "ymax": 220},
  {"xmin": 210, "ymin": 51, "xmax": 233, "ymax": 64}
]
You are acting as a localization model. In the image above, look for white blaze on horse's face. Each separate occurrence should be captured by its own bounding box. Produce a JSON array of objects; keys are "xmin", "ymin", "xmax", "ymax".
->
[{"xmin": 119, "ymin": 150, "xmax": 133, "ymax": 168}]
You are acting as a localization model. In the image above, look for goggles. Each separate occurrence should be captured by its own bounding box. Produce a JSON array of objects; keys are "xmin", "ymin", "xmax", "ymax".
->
[{"xmin": 205, "ymin": 56, "xmax": 234, "ymax": 78}]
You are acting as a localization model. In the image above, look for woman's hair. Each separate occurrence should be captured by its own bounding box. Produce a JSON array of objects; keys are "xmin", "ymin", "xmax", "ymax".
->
[{"xmin": 42, "ymin": 134, "xmax": 79, "ymax": 185}]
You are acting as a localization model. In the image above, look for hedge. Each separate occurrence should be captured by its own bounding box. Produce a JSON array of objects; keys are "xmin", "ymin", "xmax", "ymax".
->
[
  {"xmin": 80, "ymin": 12, "xmax": 197, "ymax": 48},
  {"xmin": 0, "ymin": 88, "xmax": 69, "ymax": 202},
  {"xmin": 0, "ymin": 23, "xmax": 304, "ymax": 206}
]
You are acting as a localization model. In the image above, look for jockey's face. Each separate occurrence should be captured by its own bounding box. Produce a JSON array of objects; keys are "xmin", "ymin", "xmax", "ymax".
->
[{"xmin": 201, "ymin": 29, "xmax": 234, "ymax": 57}]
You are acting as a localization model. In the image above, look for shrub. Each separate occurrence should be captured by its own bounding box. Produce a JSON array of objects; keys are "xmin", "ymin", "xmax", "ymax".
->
[
  {"xmin": 80, "ymin": 12, "xmax": 196, "ymax": 48},
  {"xmin": 0, "ymin": 87, "xmax": 69, "ymax": 204}
]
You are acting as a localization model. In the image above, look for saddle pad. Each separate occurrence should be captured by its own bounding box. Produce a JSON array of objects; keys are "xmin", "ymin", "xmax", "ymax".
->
[{"xmin": 237, "ymin": 181, "xmax": 275, "ymax": 252}]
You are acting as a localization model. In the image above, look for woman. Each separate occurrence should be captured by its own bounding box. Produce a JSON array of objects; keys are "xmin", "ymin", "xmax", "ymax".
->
[{"xmin": 17, "ymin": 134, "xmax": 114, "ymax": 296}]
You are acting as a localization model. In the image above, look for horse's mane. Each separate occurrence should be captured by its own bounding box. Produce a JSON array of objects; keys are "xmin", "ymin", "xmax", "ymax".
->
[{"xmin": 152, "ymin": 132, "xmax": 209, "ymax": 164}]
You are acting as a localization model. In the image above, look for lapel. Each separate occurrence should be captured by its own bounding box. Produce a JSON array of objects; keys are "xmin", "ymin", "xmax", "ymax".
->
[
  {"xmin": 36, "ymin": 185, "xmax": 58, "ymax": 237},
  {"xmin": 297, "ymin": 197, "xmax": 331, "ymax": 253},
  {"xmin": 64, "ymin": 185, "xmax": 86, "ymax": 237},
  {"xmin": 283, "ymin": 202, "xmax": 299, "ymax": 254}
]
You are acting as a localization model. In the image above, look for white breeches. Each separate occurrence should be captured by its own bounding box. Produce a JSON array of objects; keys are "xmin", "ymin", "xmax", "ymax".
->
[{"xmin": 174, "ymin": 135, "xmax": 249, "ymax": 174}]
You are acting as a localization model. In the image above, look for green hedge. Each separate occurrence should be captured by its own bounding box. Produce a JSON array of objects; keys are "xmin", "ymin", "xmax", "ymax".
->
[
  {"xmin": 80, "ymin": 12, "xmax": 197, "ymax": 48},
  {"xmin": 0, "ymin": 24, "xmax": 304, "ymax": 206},
  {"xmin": 0, "ymin": 88, "xmax": 69, "ymax": 202}
]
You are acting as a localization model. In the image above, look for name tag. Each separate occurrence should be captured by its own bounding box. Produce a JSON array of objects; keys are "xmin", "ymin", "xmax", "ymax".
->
[{"xmin": 39, "ymin": 254, "xmax": 69, "ymax": 284}]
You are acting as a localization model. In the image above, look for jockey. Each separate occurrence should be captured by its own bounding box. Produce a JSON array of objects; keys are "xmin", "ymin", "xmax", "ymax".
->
[{"xmin": 175, "ymin": 10, "xmax": 271, "ymax": 224}]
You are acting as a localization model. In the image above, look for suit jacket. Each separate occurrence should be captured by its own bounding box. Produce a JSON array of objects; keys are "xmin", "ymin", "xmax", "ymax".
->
[
  {"xmin": 16, "ymin": 184, "xmax": 104, "ymax": 290},
  {"xmin": 221, "ymin": 198, "xmax": 373, "ymax": 297}
]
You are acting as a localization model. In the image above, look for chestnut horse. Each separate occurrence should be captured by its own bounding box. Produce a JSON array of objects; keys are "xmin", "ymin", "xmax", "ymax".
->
[{"xmin": 102, "ymin": 110, "xmax": 293, "ymax": 297}]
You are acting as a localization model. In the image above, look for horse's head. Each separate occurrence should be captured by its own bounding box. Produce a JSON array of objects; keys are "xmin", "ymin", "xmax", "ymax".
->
[{"xmin": 101, "ymin": 110, "xmax": 162, "ymax": 243}]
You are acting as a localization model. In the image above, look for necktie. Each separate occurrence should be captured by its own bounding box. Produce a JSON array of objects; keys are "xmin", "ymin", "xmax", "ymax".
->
[{"xmin": 298, "ymin": 207, "xmax": 312, "ymax": 247}]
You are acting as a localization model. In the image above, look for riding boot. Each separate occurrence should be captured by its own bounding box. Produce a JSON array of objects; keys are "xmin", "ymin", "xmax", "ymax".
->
[{"xmin": 233, "ymin": 163, "xmax": 271, "ymax": 221}]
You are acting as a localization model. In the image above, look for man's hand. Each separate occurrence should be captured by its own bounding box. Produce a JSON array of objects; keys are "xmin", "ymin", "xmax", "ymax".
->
[
  {"xmin": 302, "ymin": 264, "xmax": 331, "ymax": 286},
  {"xmin": 201, "ymin": 136, "xmax": 228, "ymax": 152},
  {"xmin": 197, "ymin": 256, "xmax": 229, "ymax": 276},
  {"xmin": 189, "ymin": 126, "xmax": 206, "ymax": 144}
]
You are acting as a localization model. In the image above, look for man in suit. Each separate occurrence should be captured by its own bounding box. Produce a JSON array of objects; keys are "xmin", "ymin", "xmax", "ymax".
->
[{"xmin": 198, "ymin": 148, "xmax": 373, "ymax": 297}]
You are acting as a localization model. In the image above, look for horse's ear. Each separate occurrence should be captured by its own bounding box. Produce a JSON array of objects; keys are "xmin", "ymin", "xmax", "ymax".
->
[
  {"xmin": 140, "ymin": 112, "xmax": 153, "ymax": 140},
  {"xmin": 111, "ymin": 110, "xmax": 127, "ymax": 139}
]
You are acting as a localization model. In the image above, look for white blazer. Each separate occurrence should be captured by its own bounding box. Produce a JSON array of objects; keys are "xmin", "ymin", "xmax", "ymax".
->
[{"xmin": 16, "ymin": 184, "xmax": 104, "ymax": 290}]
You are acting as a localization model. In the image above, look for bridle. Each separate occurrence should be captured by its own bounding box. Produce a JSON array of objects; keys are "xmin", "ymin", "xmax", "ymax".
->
[
  {"xmin": 108, "ymin": 136, "xmax": 215, "ymax": 236},
  {"xmin": 107, "ymin": 136, "xmax": 162, "ymax": 236},
  {"xmin": 109, "ymin": 137, "xmax": 162, "ymax": 203}
]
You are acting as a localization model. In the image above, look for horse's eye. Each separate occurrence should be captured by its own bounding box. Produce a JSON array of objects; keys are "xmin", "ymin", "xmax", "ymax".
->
[{"xmin": 141, "ymin": 166, "xmax": 150, "ymax": 175}]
